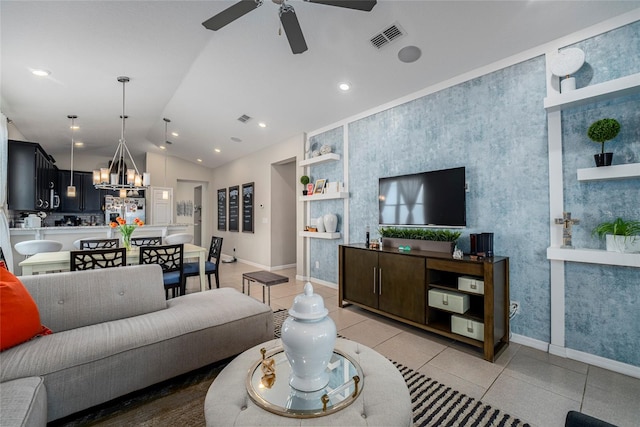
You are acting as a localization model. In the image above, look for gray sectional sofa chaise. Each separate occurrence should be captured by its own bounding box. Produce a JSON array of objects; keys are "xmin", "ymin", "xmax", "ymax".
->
[{"xmin": 0, "ymin": 264, "xmax": 274, "ymax": 425}]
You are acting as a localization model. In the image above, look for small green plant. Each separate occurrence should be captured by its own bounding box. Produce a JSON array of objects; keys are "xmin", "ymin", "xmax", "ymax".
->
[
  {"xmin": 300, "ymin": 175, "xmax": 310, "ymax": 186},
  {"xmin": 379, "ymin": 227, "xmax": 461, "ymax": 242},
  {"xmin": 592, "ymin": 218, "xmax": 640, "ymax": 238},
  {"xmin": 587, "ymin": 118, "xmax": 620, "ymax": 154}
]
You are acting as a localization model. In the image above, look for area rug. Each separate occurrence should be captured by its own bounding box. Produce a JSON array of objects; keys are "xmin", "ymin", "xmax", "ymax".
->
[{"xmin": 52, "ymin": 310, "xmax": 530, "ymax": 427}]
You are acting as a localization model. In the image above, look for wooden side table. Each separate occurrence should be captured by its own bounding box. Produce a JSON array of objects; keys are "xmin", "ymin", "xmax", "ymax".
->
[{"xmin": 242, "ymin": 271, "xmax": 289, "ymax": 305}]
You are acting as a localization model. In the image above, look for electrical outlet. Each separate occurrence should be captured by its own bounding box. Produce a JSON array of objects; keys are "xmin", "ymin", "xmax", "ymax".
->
[
  {"xmin": 510, "ymin": 301, "xmax": 520, "ymax": 318},
  {"xmin": 315, "ymin": 261, "xmax": 320, "ymax": 269}
]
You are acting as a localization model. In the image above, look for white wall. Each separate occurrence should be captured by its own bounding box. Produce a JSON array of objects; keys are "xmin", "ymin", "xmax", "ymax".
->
[{"xmin": 210, "ymin": 134, "xmax": 303, "ymax": 269}]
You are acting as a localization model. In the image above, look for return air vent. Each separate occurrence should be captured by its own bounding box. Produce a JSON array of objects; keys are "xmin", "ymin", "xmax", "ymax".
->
[
  {"xmin": 370, "ymin": 23, "xmax": 406, "ymax": 50},
  {"xmin": 237, "ymin": 114, "xmax": 251, "ymax": 123}
]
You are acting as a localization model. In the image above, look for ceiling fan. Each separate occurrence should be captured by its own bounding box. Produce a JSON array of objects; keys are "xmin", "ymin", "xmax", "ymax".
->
[{"xmin": 202, "ymin": 0, "xmax": 377, "ymax": 54}]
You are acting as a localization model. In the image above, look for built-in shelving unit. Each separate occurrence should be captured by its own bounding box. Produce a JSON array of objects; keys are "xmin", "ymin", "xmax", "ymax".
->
[
  {"xmin": 577, "ymin": 163, "xmax": 640, "ymax": 181},
  {"xmin": 547, "ymin": 247, "xmax": 640, "ymax": 268},
  {"xmin": 298, "ymin": 153, "xmax": 340, "ymax": 167},
  {"xmin": 544, "ymin": 72, "xmax": 640, "ymax": 112},
  {"xmin": 298, "ymin": 231, "xmax": 341, "ymax": 239},
  {"xmin": 299, "ymin": 191, "xmax": 349, "ymax": 202}
]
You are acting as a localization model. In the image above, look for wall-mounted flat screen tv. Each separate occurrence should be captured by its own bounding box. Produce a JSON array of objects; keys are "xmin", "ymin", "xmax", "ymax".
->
[{"xmin": 379, "ymin": 167, "xmax": 466, "ymax": 227}]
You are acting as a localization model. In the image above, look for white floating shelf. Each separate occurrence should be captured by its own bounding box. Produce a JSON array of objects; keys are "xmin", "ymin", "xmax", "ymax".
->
[
  {"xmin": 299, "ymin": 153, "xmax": 340, "ymax": 167},
  {"xmin": 547, "ymin": 247, "xmax": 640, "ymax": 268},
  {"xmin": 299, "ymin": 231, "xmax": 341, "ymax": 239},
  {"xmin": 577, "ymin": 163, "xmax": 640, "ymax": 181},
  {"xmin": 544, "ymin": 73, "xmax": 640, "ymax": 112},
  {"xmin": 299, "ymin": 191, "xmax": 349, "ymax": 202}
]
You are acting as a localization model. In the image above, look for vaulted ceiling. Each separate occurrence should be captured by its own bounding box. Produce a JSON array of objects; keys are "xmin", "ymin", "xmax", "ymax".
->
[{"xmin": 2, "ymin": 1, "xmax": 639, "ymax": 169}]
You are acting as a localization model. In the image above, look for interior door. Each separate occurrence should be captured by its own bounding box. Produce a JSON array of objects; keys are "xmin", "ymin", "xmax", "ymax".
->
[{"xmin": 193, "ymin": 186, "xmax": 202, "ymax": 246}]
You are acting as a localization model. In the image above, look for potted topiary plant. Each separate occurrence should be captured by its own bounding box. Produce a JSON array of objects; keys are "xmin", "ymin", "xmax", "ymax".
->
[
  {"xmin": 587, "ymin": 118, "xmax": 620, "ymax": 167},
  {"xmin": 592, "ymin": 217, "xmax": 640, "ymax": 253},
  {"xmin": 300, "ymin": 175, "xmax": 310, "ymax": 195}
]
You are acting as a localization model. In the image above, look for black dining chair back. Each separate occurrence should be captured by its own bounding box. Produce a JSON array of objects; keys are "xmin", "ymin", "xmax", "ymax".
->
[
  {"xmin": 80, "ymin": 238, "xmax": 119, "ymax": 250},
  {"xmin": 183, "ymin": 236, "xmax": 223, "ymax": 290},
  {"xmin": 130, "ymin": 236, "xmax": 162, "ymax": 247},
  {"xmin": 139, "ymin": 244, "xmax": 184, "ymax": 299},
  {"xmin": 70, "ymin": 248, "xmax": 127, "ymax": 271}
]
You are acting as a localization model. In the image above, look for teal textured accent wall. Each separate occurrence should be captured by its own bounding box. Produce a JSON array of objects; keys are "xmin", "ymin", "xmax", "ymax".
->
[{"xmin": 307, "ymin": 20, "xmax": 639, "ymax": 366}]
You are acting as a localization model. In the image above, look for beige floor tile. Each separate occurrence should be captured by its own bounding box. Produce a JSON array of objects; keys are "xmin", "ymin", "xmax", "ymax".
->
[
  {"xmin": 517, "ymin": 345, "xmax": 589, "ymax": 375},
  {"xmin": 482, "ymin": 374, "xmax": 581, "ymax": 427},
  {"xmin": 587, "ymin": 365, "xmax": 640, "ymax": 395},
  {"xmin": 374, "ymin": 331, "xmax": 446, "ymax": 371},
  {"xmin": 338, "ymin": 318, "xmax": 402, "ymax": 348},
  {"xmin": 582, "ymin": 382, "xmax": 640, "ymax": 427},
  {"xmin": 503, "ymin": 352, "xmax": 587, "ymax": 402},
  {"xmin": 416, "ymin": 364, "xmax": 487, "ymax": 400},
  {"xmin": 328, "ymin": 308, "xmax": 369, "ymax": 331},
  {"xmin": 428, "ymin": 347, "xmax": 504, "ymax": 389},
  {"xmin": 494, "ymin": 342, "xmax": 521, "ymax": 368}
]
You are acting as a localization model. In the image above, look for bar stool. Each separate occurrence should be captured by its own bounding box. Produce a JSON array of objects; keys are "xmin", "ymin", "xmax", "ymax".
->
[{"xmin": 14, "ymin": 240, "xmax": 63, "ymax": 258}]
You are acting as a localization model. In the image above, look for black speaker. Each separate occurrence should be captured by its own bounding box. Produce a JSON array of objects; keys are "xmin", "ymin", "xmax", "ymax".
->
[
  {"xmin": 477, "ymin": 232, "xmax": 494, "ymax": 257},
  {"xmin": 470, "ymin": 234, "xmax": 478, "ymax": 255}
]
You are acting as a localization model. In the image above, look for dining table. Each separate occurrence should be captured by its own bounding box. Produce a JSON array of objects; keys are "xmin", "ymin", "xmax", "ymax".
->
[{"xmin": 18, "ymin": 243, "xmax": 209, "ymax": 292}]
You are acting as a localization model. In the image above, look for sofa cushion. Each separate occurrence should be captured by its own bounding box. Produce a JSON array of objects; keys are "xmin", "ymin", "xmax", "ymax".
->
[
  {"xmin": 0, "ymin": 269, "xmax": 51, "ymax": 351},
  {"xmin": 0, "ymin": 377, "xmax": 47, "ymax": 427},
  {"xmin": 19, "ymin": 264, "xmax": 167, "ymax": 333}
]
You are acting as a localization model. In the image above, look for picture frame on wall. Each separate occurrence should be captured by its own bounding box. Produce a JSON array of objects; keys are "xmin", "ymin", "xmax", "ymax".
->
[
  {"xmin": 242, "ymin": 182, "xmax": 254, "ymax": 233},
  {"xmin": 217, "ymin": 188, "xmax": 227, "ymax": 231},
  {"xmin": 313, "ymin": 179, "xmax": 326, "ymax": 195},
  {"xmin": 228, "ymin": 185, "xmax": 239, "ymax": 232}
]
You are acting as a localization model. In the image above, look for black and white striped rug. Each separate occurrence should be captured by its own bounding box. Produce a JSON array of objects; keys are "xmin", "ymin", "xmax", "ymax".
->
[{"xmin": 275, "ymin": 310, "xmax": 530, "ymax": 427}]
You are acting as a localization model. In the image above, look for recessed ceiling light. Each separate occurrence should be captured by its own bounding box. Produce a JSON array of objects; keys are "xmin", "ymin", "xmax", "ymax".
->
[
  {"xmin": 159, "ymin": 145, "xmax": 166, "ymax": 150},
  {"xmin": 74, "ymin": 141, "xmax": 84, "ymax": 147},
  {"xmin": 70, "ymin": 125, "xmax": 79, "ymax": 130},
  {"xmin": 258, "ymin": 122, "xmax": 267, "ymax": 128},
  {"xmin": 398, "ymin": 45, "xmax": 422, "ymax": 63},
  {"xmin": 171, "ymin": 132, "xmax": 179, "ymax": 137},
  {"xmin": 31, "ymin": 69, "xmax": 51, "ymax": 77},
  {"xmin": 338, "ymin": 82, "xmax": 351, "ymax": 91},
  {"xmin": 214, "ymin": 148, "xmax": 221, "ymax": 153},
  {"xmin": 197, "ymin": 158, "xmax": 203, "ymax": 162}
]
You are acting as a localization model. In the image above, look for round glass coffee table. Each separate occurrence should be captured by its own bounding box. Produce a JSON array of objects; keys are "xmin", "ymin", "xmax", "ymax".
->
[
  {"xmin": 246, "ymin": 346, "xmax": 363, "ymax": 418},
  {"xmin": 204, "ymin": 338, "xmax": 412, "ymax": 426}
]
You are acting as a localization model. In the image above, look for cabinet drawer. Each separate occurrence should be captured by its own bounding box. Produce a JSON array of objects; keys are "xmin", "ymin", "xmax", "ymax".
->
[
  {"xmin": 452, "ymin": 315, "xmax": 484, "ymax": 341},
  {"xmin": 428, "ymin": 289, "xmax": 469, "ymax": 314},
  {"xmin": 428, "ymin": 259, "xmax": 483, "ymax": 276},
  {"xmin": 458, "ymin": 276, "xmax": 484, "ymax": 295}
]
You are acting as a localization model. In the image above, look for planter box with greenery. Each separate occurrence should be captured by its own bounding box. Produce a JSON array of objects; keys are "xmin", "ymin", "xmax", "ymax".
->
[
  {"xmin": 592, "ymin": 217, "xmax": 640, "ymax": 253},
  {"xmin": 378, "ymin": 227, "xmax": 462, "ymax": 253}
]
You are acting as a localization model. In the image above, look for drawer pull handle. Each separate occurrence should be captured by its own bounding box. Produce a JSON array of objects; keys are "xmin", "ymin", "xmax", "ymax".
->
[
  {"xmin": 470, "ymin": 283, "xmax": 477, "ymax": 289},
  {"xmin": 467, "ymin": 320, "xmax": 474, "ymax": 333},
  {"xmin": 442, "ymin": 294, "xmax": 448, "ymax": 305}
]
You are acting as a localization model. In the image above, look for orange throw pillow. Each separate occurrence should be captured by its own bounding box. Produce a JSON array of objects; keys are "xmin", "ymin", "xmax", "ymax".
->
[{"xmin": 0, "ymin": 269, "xmax": 51, "ymax": 351}]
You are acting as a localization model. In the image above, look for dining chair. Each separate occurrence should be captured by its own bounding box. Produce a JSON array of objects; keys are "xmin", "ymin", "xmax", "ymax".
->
[
  {"xmin": 164, "ymin": 233, "xmax": 193, "ymax": 245},
  {"xmin": 139, "ymin": 244, "xmax": 184, "ymax": 299},
  {"xmin": 130, "ymin": 236, "xmax": 162, "ymax": 247},
  {"xmin": 14, "ymin": 240, "xmax": 63, "ymax": 258},
  {"xmin": 70, "ymin": 248, "xmax": 127, "ymax": 271},
  {"xmin": 183, "ymin": 236, "xmax": 223, "ymax": 290},
  {"xmin": 79, "ymin": 238, "xmax": 120, "ymax": 250}
]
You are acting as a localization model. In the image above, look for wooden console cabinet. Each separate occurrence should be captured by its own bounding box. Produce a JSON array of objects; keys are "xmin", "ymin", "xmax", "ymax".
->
[{"xmin": 339, "ymin": 244, "xmax": 509, "ymax": 362}]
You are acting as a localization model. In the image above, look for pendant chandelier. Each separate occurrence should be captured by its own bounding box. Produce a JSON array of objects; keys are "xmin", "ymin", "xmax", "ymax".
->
[
  {"xmin": 67, "ymin": 114, "xmax": 78, "ymax": 197},
  {"xmin": 93, "ymin": 76, "xmax": 149, "ymax": 198}
]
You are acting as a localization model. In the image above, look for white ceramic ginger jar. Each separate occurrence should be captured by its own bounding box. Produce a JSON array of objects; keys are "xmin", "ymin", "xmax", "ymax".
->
[
  {"xmin": 323, "ymin": 213, "xmax": 338, "ymax": 233},
  {"xmin": 281, "ymin": 282, "xmax": 336, "ymax": 392}
]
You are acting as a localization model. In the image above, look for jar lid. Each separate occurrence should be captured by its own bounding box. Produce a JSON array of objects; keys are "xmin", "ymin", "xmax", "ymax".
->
[{"xmin": 288, "ymin": 282, "xmax": 328, "ymax": 320}]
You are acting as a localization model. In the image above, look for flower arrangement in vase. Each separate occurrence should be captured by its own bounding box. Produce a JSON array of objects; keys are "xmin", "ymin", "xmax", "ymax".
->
[{"xmin": 110, "ymin": 216, "xmax": 144, "ymax": 250}]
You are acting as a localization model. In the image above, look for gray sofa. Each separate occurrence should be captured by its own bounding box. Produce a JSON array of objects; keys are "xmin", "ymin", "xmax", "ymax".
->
[{"xmin": 0, "ymin": 264, "xmax": 273, "ymax": 425}]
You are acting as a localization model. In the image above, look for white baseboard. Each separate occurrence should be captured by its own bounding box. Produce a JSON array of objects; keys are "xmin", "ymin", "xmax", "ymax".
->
[
  {"xmin": 511, "ymin": 333, "xmax": 640, "ymax": 379},
  {"xmin": 307, "ymin": 276, "xmax": 338, "ymax": 290}
]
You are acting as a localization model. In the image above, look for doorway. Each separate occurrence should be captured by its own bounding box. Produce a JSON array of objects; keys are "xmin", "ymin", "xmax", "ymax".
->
[{"xmin": 194, "ymin": 186, "xmax": 202, "ymax": 246}]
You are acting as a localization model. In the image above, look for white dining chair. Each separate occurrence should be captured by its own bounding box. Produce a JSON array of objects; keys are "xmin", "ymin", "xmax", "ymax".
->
[
  {"xmin": 164, "ymin": 233, "xmax": 193, "ymax": 245},
  {"xmin": 15, "ymin": 240, "xmax": 63, "ymax": 258},
  {"xmin": 73, "ymin": 237, "xmax": 101, "ymax": 249}
]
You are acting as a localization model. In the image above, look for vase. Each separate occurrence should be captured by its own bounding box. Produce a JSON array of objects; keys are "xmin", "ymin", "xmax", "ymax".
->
[
  {"xmin": 594, "ymin": 152, "xmax": 613, "ymax": 167},
  {"xmin": 281, "ymin": 283, "xmax": 336, "ymax": 392},
  {"xmin": 316, "ymin": 217, "xmax": 325, "ymax": 233},
  {"xmin": 122, "ymin": 234, "xmax": 132, "ymax": 251},
  {"xmin": 323, "ymin": 213, "xmax": 337, "ymax": 233}
]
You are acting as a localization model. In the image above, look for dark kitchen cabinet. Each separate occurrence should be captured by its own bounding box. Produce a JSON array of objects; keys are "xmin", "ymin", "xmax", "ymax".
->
[
  {"xmin": 8, "ymin": 140, "xmax": 59, "ymax": 211},
  {"xmin": 58, "ymin": 170, "xmax": 103, "ymax": 213}
]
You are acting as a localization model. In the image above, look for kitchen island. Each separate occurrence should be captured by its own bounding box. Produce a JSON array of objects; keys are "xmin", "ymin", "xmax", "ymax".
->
[{"xmin": 9, "ymin": 224, "xmax": 189, "ymax": 273}]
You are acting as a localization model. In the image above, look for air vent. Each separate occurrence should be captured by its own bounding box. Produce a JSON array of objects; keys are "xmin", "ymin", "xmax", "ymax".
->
[
  {"xmin": 369, "ymin": 23, "xmax": 405, "ymax": 50},
  {"xmin": 237, "ymin": 114, "xmax": 251, "ymax": 123}
]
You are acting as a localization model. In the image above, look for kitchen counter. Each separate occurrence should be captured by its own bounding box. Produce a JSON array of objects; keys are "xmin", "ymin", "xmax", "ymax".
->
[{"xmin": 9, "ymin": 224, "xmax": 190, "ymax": 273}]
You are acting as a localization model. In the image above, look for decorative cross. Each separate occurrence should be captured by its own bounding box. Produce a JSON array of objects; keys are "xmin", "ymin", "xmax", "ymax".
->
[{"xmin": 554, "ymin": 212, "xmax": 580, "ymax": 248}]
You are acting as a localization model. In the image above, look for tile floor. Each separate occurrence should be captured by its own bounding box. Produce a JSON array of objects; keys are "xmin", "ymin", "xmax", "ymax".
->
[{"xmin": 186, "ymin": 262, "xmax": 640, "ymax": 427}]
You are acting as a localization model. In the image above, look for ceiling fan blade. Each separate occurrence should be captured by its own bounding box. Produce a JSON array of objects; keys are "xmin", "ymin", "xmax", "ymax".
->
[
  {"xmin": 304, "ymin": 0, "xmax": 376, "ymax": 12},
  {"xmin": 280, "ymin": 5, "xmax": 308, "ymax": 54},
  {"xmin": 202, "ymin": 0, "xmax": 262, "ymax": 31}
]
